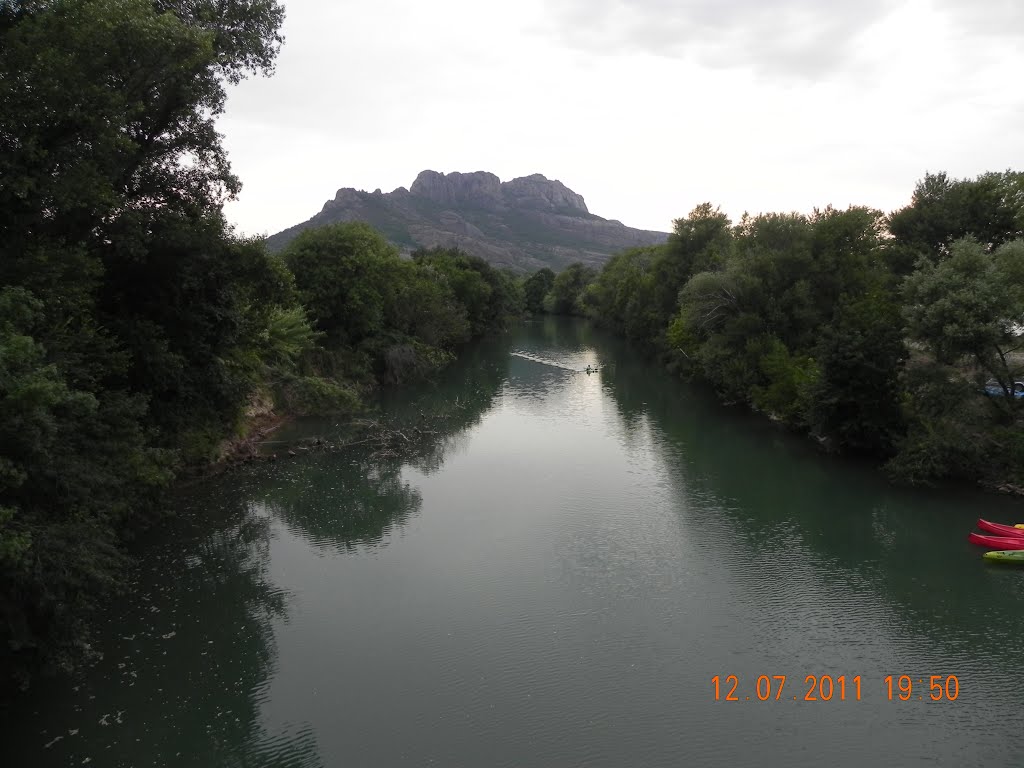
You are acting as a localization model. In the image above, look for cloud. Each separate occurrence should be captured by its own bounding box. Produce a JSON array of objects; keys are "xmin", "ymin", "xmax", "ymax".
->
[
  {"xmin": 933, "ymin": 0, "xmax": 1024, "ymax": 37},
  {"xmin": 221, "ymin": 0, "xmax": 531, "ymax": 143},
  {"xmin": 538, "ymin": 0, "xmax": 1024, "ymax": 79},
  {"xmin": 538, "ymin": 0, "xmax": 901, "ymax": 77}
]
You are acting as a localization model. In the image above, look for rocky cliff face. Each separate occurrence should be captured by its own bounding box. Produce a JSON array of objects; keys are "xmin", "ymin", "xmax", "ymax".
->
[
  {"xmin": 409, "ymin": 170, "xmax": 504, "ymax": 209},
  {"xmin": 266, "ymin": 171, "xmax": 669, "ymax": 272},
  {"xmin": 501, "ymin": 173, "xmax": 588, "ymax": 214}
]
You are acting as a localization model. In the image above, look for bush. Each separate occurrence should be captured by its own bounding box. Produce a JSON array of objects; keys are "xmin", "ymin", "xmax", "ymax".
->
[
  {"xmin": 380, "ymin": 342, "xmax": 455, "ymax": 384},
  {"xmin": 751, "ymin": 337, "xmax": 819, "ymax": 424},
  {"xmin": 273, "ymin": 375, "xmax": 360, "ymax": 417}
]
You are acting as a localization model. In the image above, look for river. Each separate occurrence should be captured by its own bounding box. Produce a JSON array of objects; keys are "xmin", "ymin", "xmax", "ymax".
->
[{"xmin": 5, "ymin": 317, "xmax": 1024, "ymax": 767}]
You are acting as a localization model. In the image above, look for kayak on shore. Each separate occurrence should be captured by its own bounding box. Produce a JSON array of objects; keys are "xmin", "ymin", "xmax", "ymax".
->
[
  {"xmin": 968, "ymin": 532, "xmax": 1024, "ymax": 550},
  {"xmin": 977, "ymin": 519, "xmax": 1024, "ymax": 538},
  {"xmin": 983, "ymin": 550, "xmax": 1024, "ymax": 565}
]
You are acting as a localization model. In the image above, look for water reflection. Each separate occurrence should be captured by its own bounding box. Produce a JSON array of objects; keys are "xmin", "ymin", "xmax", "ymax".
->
[
  {"xmin": 199, "ymin": 336, "xmax": 513, "ymax": 561},
  {"xmin": 524, "ymin": 313, "xmax": 598, "ymax": 354},
  {"xmin": 260, "ymin": 453, "xmax": 422, "ymax": 554},
  {"xmin": 4, "ymin": 338, "xmax": 517, "ymax": 765},
  {"xmin": 595, "ymin": 320, "xmax": 1024, "ymax": 679},
  {"xmin": 1, "ymin": 484, "xmax": 323, "ymax": 767},
  {"xmin": 377, "ymin": 334, "xmax": 512, "ymax": 476}
]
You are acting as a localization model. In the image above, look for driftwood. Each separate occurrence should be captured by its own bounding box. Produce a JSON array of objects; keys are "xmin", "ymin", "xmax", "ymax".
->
[
  {"xmin": 348, "ymin": 418, "xmax": 441, "ymax": 461},
  {"xmin": 210, "ymin": 417, "xmax": 445, "ymax": 469}
]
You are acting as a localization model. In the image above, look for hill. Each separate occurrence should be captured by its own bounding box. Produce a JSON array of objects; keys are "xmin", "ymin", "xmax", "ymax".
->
[{"xmin": 265, "ymin": 170, "xmax": 670, "ymax": 272}]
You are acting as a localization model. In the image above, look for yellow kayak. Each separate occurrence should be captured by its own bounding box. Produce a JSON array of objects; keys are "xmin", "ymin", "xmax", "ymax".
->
[{"xmin": 984, "ymin": 551, "xmax": 1024, "ymax": 565}]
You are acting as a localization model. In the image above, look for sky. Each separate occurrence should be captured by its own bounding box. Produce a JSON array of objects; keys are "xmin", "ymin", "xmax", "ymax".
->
[{"xmin": 218, "ymin": 0, "xmax": 1024, "ymax": 237}]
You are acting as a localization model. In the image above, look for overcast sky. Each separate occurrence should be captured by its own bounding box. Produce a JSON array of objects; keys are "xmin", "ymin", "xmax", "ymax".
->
[{"xmin": 218, "ymin": 0, "xmax": 1024, "ymax": 237}]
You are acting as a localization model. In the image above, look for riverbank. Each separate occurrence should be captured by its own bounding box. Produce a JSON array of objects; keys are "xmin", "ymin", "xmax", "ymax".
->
[{"xmin": 679, "ymin": 345, "xmax": 1024, "ymax": 499}]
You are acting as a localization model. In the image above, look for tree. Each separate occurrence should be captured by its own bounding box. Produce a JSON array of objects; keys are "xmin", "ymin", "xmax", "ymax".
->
[
  {"xmin": 547, "ymin": 263, "xmax": 597, "ymax": 315},
  {"xmin": 522, "ymin": 268, "xmax": 555, "ymax": 315},
  {"xmin": 585, "ymin": 245, "xmax": 670, "ymax": 344},
  {"xmin": 388, "ymin": 260, "xmax": 470, "ymax": 348},
  {"xmin": 154, "ymin": 0, "xmax": 285, "ymax": 83},
  {"xmin": 902, "ymin": 237, "xmax": 1024, "ymax": 416},
  {"xmin": 665, "ymin": 206, "xmax": 896, "ymax": 424},
  {"xmin": 667, "ymin": 202, "xmax": 733, "ymax": 279},
  {"xmin": 808, "ymin": 292, "xmax": 906, "ymax": 454},
  {"xmin": 671, "ymin": 266, "xmax": 766, "ymax": 400},
  {"xmin": 0, "ymin": 0, "xmax": 287, "ymax": 680},
  {"xmin": 1, "ymin": 0, "xmax": 285, "ymax": 260},
  {"xmin": 282, "ymin": 223, "xmax": 400, "ymax": 347},
  {"xmin": 887, "ymin": 171, "xmax": 1024, "ymax": 274},
  {"xmin": 642, "ymin": 205, "xmax": 733, "ymax": 347},
  {"xmin": 1, "ymin": 0, "xmax": 290, "ymax": 447},
  {"xmin": 98, "ymin": 214, "xmax": 294, "ymax": 456},
  {"xmin": 412, "ymin": 247, "xmax": 513, "ymax": 335},
  {"xmin": 0, "ymin": 287, "xmax": 169, "ymax": 676}
]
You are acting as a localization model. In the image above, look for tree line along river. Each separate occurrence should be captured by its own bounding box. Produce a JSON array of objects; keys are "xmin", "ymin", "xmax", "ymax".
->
[{"xmin": 4, "ymin": 317, "xmax": 1024, "ymax": 767}]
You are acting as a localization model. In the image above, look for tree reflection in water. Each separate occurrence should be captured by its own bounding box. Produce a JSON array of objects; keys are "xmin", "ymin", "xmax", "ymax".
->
[
  {"xmin": 1, "ymin": 477, "xmax": 323, "ymax": 767},
  {"xmin": 260, "ymin": 335, "xmax": 511, "ymax": 554},
  {"xmin": 593, "ymin": 317, "xmax": 1024, "ymax": 677}
]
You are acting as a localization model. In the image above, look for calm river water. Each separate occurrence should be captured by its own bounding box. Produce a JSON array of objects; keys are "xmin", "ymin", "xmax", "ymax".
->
[{"xmin": 6, "ymin": 318, "xmax": 1024, "ymax": 767}]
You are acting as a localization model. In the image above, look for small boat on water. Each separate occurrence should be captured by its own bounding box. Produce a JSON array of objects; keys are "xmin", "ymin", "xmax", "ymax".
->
[
  {"xmin": 977, "ymin": 519, "xmax": 1024, "ymax": 538},
  {"xmin": 983, "ymin": 551, "xmax": 1024, "ymax": 565},
  {"xmin": 969, "ymin": 532, "xmax": 1024, "ymax": 550}
]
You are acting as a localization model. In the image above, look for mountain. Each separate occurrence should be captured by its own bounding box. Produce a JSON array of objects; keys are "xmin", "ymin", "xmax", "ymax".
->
[{"xmin": 264, "ymin": 170, "xmax": 670, "ymax": 272}]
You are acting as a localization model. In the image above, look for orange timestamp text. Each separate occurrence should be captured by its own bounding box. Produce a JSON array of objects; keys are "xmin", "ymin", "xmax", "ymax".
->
[{"xmin": 712, "ymin": 674, "xmax": 960, "ymax": 702}]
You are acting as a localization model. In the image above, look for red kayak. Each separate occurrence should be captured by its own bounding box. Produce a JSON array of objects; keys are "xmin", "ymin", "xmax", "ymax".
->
[
  {"xmin": 977, "ymin": 519, "xmax": 1024, "ymax": 538},
  {"xmin": 968, "ymin": 532, "xmax": 1024, "ymax": 550}
]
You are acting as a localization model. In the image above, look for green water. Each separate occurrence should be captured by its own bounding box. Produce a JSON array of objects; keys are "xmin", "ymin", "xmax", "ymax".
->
[{"xmin": 6, "ymin": 318, "xmax": 1024, "ymax": 767}]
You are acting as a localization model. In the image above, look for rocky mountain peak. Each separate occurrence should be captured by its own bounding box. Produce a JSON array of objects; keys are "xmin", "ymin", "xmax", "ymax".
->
[
  {"xmin": 410, "ymin": 170, "xmax": 503, "ymax": 207},
  {"xmin": 501, "ymin": 174, "xmax": 588, "ymax": 214},
  {"xmin": 407, "ymin": 170, "xmax": 589, "ymax": 215},
  {"xmin": 267, "ymin": 170, "xmax": 669, "ymax": 273}
]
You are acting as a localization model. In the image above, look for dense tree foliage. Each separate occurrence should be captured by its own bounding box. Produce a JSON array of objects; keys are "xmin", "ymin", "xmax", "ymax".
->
[
  {"xmin": 522, "ymin": 267, "xmax": 555, "ymax": 315},
  {"xmin": 0, "ymin": 0, "xmax": 294, "ymax": 684},
  {"xmin": 411, "ymin": 246, "xmax": 523, "ymax": 336},
  {"xmin": 282, "ymin": 233, "xmax": 522, "ymax": 387},
  {"xmin": 902, "ymin": 238, "xmax": 1024, "ymax": 405},
  {"xmin": 544, "ymin": 263, "xmax": 597, "ymax": 315},
  {"xmin": 887, "ymin": 171, "xmax": 1024, "ymax": 273},
  {"xmin": 285, "ymin": 223, "xmax": 399, "ymax": 349}
]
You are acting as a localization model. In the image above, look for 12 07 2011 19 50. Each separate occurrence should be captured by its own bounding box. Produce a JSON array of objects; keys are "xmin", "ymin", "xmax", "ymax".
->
[{"xmin": 711, "ymin": 674, "xmax": 960, "ymax": 702}]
